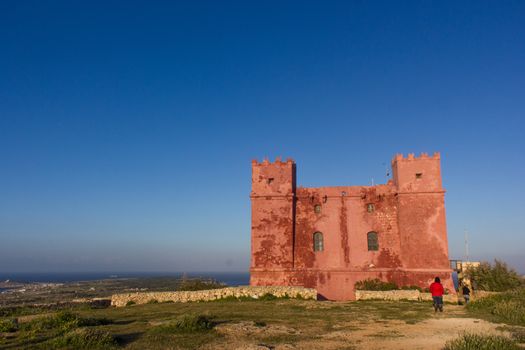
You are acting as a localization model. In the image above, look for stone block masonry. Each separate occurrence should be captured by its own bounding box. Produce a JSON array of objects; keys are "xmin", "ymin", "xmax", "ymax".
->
[
  {"xmin": 111, "ymin": 286, "xmax": 317, "ymax": 307},
  {"xmin": 356, "ymin": 290, "xmax": 458, "ymax": 303},
  {"xmin": 250, "ymin": 153, "xmax": 454, "ymax": 300}
]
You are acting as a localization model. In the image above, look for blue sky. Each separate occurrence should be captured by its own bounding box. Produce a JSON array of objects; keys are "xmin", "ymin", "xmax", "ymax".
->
[{"xmin": 1, "ymin": 1, "xmax": 524, "ymax": 273}]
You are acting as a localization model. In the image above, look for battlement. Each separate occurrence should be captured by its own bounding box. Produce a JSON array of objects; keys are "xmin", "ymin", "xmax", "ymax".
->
[
  {"xmin": 392, "ymin": 152, "xmax": 440, "ymax": 163},
  {"xmin": 251, "ymin": 156, "xmax": 296, "ymax": 197},
  {"xmin": 252, "ymin": 157, "xmax": 295, "ymax": 166},
  {"xmin": 391, "ymin": 152, "xmax": 443, "ymax": 192}
]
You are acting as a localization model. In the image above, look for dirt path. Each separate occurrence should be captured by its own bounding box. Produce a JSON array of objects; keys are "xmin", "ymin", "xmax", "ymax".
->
[
  {"xmin": 210, "ymin": 307, "xmax": 510, "ymax": 350},
  {"xmin": 350, "ymin": 317, "xmax": 506, "ymax": 350}
]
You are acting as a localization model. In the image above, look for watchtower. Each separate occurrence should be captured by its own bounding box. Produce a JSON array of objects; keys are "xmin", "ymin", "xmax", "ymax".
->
[
  {"xmin": 391, "ymin": 153, "xmax": 450, "ymax": 269},
  {"xmin": 250, "ymin": 157, "xmax": 296, "ymax": 270}
]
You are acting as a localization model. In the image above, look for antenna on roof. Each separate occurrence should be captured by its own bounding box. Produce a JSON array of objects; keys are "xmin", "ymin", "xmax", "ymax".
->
[
  {"xmin": 464, "ymin": 229, "xmax": 470, "ymax": 262},
  {"xmin": 383, "ymin": 162, "xmax": 390, "ymax": 178}
]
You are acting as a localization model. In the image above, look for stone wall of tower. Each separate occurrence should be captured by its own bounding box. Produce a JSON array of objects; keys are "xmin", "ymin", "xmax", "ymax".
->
[
  {"xmin": 391, "ymin": 153, "xmax": 450, "ymax": 271},
  {"xmin": 250, "ymin": 153, "xmax": 453, "ymax": 300},
  {"xmin": 250, "ymin": 158, "xmax": 295, "ymax": 272}
]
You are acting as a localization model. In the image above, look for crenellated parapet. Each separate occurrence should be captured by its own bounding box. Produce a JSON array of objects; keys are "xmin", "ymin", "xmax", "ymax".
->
[
  {"xmin": 252, "ymin": 157, "xmax": 295, "ymax": 166},
  {"xmin": 250, "ymin": 152, "xmax": 451, "ymax": 300},
  {"xmin": 391, "ymin": 152, "xmax": 443, "ymax": 192},
  {"xmin": 392, "ymin": 152, "xmax": 440, "ymax": 163}
]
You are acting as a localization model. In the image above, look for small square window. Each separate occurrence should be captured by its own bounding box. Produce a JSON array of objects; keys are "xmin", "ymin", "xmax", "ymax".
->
[
  {"xmin": 267, "ymin": 178, "xmax": 274, "ymax": 184},
  {"xmin": 367, "ymin": 203, "xmax": 375, "ymax": 213},
  {"xmin": 314, "ymin": 205, "xmax": 321, "ymax": 214},
  {"xmin": 415, "ymin": 173, "xmax": 423, "ymax": 179}
]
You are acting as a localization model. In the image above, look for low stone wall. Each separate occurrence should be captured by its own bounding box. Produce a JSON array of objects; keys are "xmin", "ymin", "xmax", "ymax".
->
[
  {"xmin": 419, "ymin": 292, "xmax": 459, "ymax": 303},
  {"xmin": 356, "ymin": 290, "xmax": 458, "ymax": 303},
  {"xmin": 111, "ymin": 286, "xmax": 317, "ymax": 307}
]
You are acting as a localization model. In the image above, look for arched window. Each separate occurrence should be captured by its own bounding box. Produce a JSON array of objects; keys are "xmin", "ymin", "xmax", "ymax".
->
[
  {"xmin": 314, "ymin": 204, "xmax": 322, "ymax": 214},
  {"xmin": 367, "ymin": 231, "xmax": 379, "ymax": 251},
  {"xmin": 313, "ymin": 232, "xmax": 324, "ymax": 252}
]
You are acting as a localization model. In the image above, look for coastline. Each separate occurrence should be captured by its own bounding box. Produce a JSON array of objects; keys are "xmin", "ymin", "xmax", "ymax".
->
[{"xmin": 0, "ymin": 271, "xmax": 250, "ymax": 285}]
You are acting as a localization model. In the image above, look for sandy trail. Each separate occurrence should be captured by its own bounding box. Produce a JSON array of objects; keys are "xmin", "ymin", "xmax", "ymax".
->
[
  {"xmin": 349, "ymin": 317, "xmax": 505, "ymax": 350},
  {"xmin": 210, "ymin": 314, "xmax": 511, "ymax": 350}
]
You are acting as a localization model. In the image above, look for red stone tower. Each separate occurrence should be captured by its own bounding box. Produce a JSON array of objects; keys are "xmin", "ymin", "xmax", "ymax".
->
[
  {"xmin": 250, "ymin": 158, "xmax": 296, "ymax": 271},
  {"xmin": 391, "ymin": 152, "xmax": 451, "ymax": 273},
  {"xmin": 250, "ymin": 153, "xmax": 453, "ymax": 300}
]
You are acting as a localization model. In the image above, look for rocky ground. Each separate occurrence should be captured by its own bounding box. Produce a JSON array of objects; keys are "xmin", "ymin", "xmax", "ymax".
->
[
  {"xmin": 2, "ymin": 296, "xmax": 523, "ymax": 349},
  {"xmin": 1, "ymin": 279, "xmax": 524, "ymax": 349}
]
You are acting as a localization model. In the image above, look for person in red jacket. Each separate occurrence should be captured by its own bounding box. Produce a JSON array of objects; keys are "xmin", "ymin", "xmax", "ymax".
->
[{"xmin": 429, "ymin": 277, "xmax": 444, "ymax": 312}]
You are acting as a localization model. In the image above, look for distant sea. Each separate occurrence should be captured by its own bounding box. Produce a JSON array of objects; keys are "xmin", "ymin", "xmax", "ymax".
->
[{"xmin": 0, "ymin": 272, "xmax": 250, "ymax": 286}]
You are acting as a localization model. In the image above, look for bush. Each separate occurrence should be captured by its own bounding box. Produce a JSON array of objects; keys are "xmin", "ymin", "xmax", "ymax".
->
[
  {"xmin": 465, "ymin": 260, "xmax": 523, "ymax": 292},
  {"xmin": 21, "ymin": 311, "xmax": 112, "ymax": 334},
  {"xmin": 125, "ymin": 301, "xmax": 136, "ymax": 306},
  {"xmin": 22, "ymin": 311, "xmax": 81, "ymax": 333},
  {"xmin": 257, "ymin": 293, "xmax": 280, "ymax": 301},
  {"xmin": 177, "ymin": 278, "xmax": 225, "ymax": 291},
  {"xmin": 254, "ymin": 321, "xmax": 267, "ymax": 327},
  {"xmin": 147, "ymin": 299, "xmax": 159, "ymax": 304},
  {"xmin": 174, "ymin": 314, "xmax": 214, "ymax": 331},
  {"xmin": 0, "ymin": 318, "xmax": 18, "ymax": 332},
  {"xmin": 443, "ymin": 333, "xmax": 519, "ymax": 350},
  {"xmin": 355, "ymin": 279, "xmax": 398, "ymax": 291},
  {"xmin": 78, "ymin": 317, "xmax": 112, "ymax": 327},
  {"xmin": 50, "ymin": 328, "xmax": 117, "ymax": 349},
  {"xmin": 151, "ymin": 314, "xmax": 215, "ymax": 333},
  {"xmin": 468, "ymin": 288, "xmax": 525, "ymax": 326}
]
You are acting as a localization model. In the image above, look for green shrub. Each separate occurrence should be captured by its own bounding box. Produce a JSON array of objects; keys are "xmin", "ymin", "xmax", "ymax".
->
[
  {"xmin": 254, "ymin": 321, "xmax": 267, "ymax": 327},
  {"xmin": 125, "ymin": 301, "xmax": 136, "ymax": 306},
  {"xmin": 443, "ymin": 333, "xmax": 519, "ymax": 350},
  {"xmin": 468, "ymin": 288, "xmax": 525, "ymax": 326},
  {"xmin": 174, "ymin": 314, "xmax": 214, "ymax": 331},
  {"xmin": 0, "ymin": 318, "xmax": 18, "ymax": 332},
  {"xmin": 258, "ymin": 293, "xmax": 279, "ymax": 301},
  {"xmin": 50, "ymin": 328, "xmax": 117, "ymax": 349},
  {"xmin": 147, "ymin": 299, "xmax": 159, "ymax": 304},
  {"xmin": 78, "ymin": 317, "xmax": 112, "ymax": 327},
  {"xmin": 295, "ymin": 293, "xmax": 305, "ymax": 300},
  {"xmin": 151, "ymin": 314, "xmax": 215, "ymax": 333},
  {"xmin": 465, "ymin": 260, "xmax": 523, "ymax": 292},
  {"xmin": 21, "ymin": 311, "xmax": 112, "ymax": 335},
  {"xmin": 355, "ymin": 278, "xmax": 398, "ymax": 291},
  {"xmin": 177, "ymin": 278, "xmax": 226, "ymax": 291},
  {"xmin": 22, "ymin": 311, "xmax": 80, "ymax": 333}
]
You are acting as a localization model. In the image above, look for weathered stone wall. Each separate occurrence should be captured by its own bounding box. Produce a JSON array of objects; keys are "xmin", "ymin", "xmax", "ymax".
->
[
  {"xmin": 250, "ymin": 154, "xmax": 454, "ymax": 301},
  {"xmin": 111, "ymin": 286, "xmax": 317, "ymax": 307},
  {"xmin": 356, "ymin": 290, "xmax": 458, "ymax": 303}
]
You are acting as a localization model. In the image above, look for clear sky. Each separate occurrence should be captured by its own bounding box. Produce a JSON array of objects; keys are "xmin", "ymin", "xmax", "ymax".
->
[{"xmin": 1, "ymin": 1, "xmax": 524, "ymax": 273}]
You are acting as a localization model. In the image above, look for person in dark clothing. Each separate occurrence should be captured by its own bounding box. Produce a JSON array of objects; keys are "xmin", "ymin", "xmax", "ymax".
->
[
  {"xmin": 429, "ymin": 276, "xmax": 444, "ymax": 312},
  {"xmin": 462, "ymin": 284, "xmax": 471, "ymax": 304}
]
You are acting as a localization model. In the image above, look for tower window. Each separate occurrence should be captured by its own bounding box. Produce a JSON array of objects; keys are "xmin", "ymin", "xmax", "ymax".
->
[
  {"xmin": 367, "ymin": 231, "xmax": 379, "ymax": 251},
  {"xmin": 313, "ymin": 232, "xmax": 324, "ymax": 252},
  {"xmin": 267, "ymin": 178, "xmax": 274, "ymax": 184},
  {"xmin": 314, "ymin": 205, "xmax": 321, "ymax": 214},
  {"xmin": 367, "ymin": 203, "xmax": 375, "ymax": 213},
  {"xmin": 415, "ymin": 173, "xmax": 423, "ymax": 179}
]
